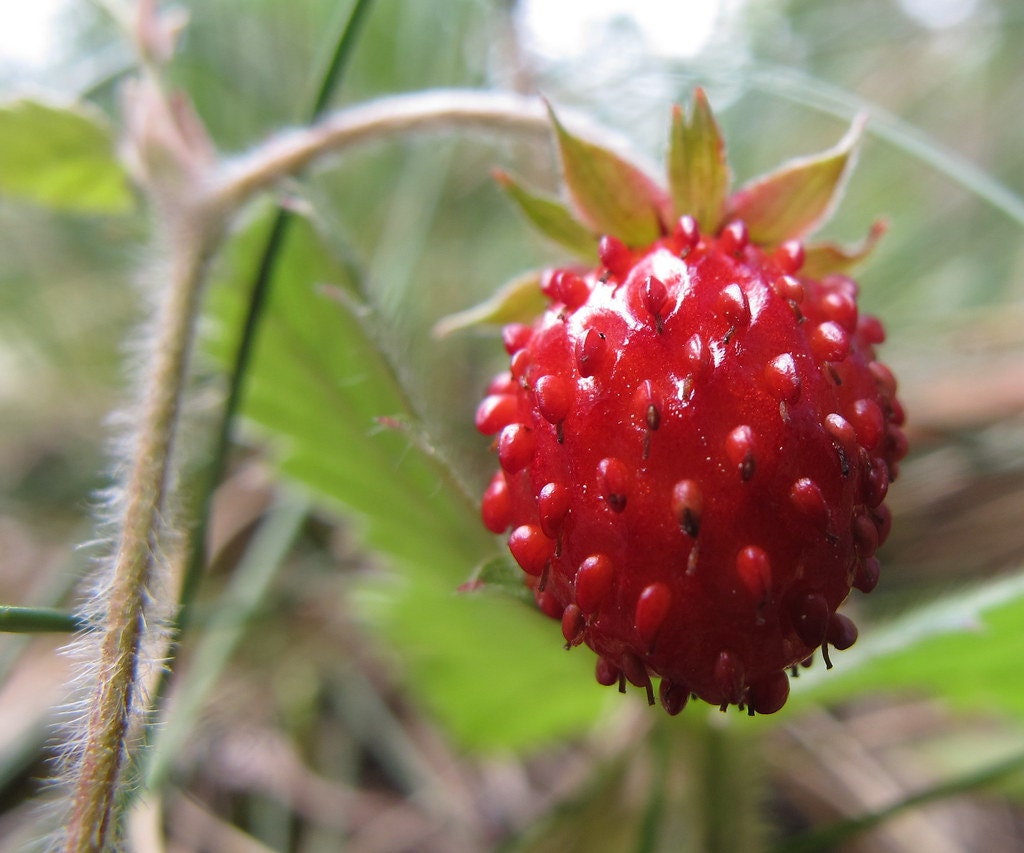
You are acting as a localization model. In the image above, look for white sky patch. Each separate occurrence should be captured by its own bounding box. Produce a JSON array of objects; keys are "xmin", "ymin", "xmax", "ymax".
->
[
  {"xmin": 0, "ymin": 0, "xmax": 70, "ymax": 70},
  {"xmin": 897, "ymin": 0, "xmax": 981, "ymax": 29},
  {"xmin": 517, "ymin": 0, "xmax": 723, "ymax": 61}
]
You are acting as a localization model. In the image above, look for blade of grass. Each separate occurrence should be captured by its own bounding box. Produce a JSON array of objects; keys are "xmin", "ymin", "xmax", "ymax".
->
[
  {"xmin": 0, "ymin": 606, "xmax": 87, "ymax": 634},
  {"xmin": 144, "ymin": 493, "xmax": 309, "ymax": 790},
  {"xmin": 176, "ymin": 0, "xmax": 376, "ymax": 623},
  {"xmin": 146, "ymin": 0, "xmax": 376, "ymax": 790},
  {"xmin": 773, "ymin": 748, "xmax": 1024, "ymax": 853},
  {"xmin": 744, "ymin": 63, "xmax": 1024, "ymax": 228}
]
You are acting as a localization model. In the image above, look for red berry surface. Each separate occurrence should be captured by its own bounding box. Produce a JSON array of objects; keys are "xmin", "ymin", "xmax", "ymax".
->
[{"xmin": 476, "ymin": 217, "xmax": 907, "ymax": 715}]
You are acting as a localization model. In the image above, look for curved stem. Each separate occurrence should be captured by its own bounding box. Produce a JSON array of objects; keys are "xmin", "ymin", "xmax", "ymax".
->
[{"xmin": 211, "ymin": 89, "xmax": 556, "ymax": 215}]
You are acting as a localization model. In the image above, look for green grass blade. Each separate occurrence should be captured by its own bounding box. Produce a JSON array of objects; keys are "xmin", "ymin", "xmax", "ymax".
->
[
  {"xmin": 774, "ymin": 748, "xmax": 1024, "ymax": 853},
  {"xmin": 745, "ymin": 64, "xmax": 1024, "ymax": 228},
  {"xmin": 0, "ymin": 606, "xmax": 86, "ymax": 634}
]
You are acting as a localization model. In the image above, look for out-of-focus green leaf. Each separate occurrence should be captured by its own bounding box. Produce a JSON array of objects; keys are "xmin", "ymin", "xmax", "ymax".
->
[
  {"xmin": 354, "ymin": 568, "xmax": 609, "ymax": 752},
  {"xmin": 206, "ymin": 207, "xmax": 482, "ymax": 568},
  {"xmin": 791, "ymin": 570, "xmax": 1024, "ymax": 720},
  {"xmin": 493, "ymin": 169, "xmax": 597, "ymax": 261},
  {"xmin": 204, "ymin": 205, "xmax": 606, "ymax": 750},
  {"xmin": 0, "ymin": 99, "xmax": 133, "ymax": 214}
]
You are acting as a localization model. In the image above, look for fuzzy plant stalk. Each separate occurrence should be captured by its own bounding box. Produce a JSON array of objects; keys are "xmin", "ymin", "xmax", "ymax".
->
[
  {"xmin": 62, "ymin": 220, "xmax": 216, "ymax": 851},
  {"xmin": 52, "ymin": 81, "xmax": 595, "ymax": 850},
  {"xmin": 58, "ymin": 64, "xmax": 226, "ymax": 849}
]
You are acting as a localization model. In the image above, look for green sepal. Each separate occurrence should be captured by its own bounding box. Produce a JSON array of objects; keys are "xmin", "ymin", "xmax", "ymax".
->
[
  {"xmin": 494, "ymin": 169, "xmax": 597, "ymax": 262},
  {"xmin": 547, "ymin": 101, "xmax": 669, "ymax": 247},
  {"xmin": 667, "ymin": 88, "xmax": 731, "ymax": 233},
  {"xmin": 460, "ymin": 553, "xmax": 535, "ymax": 607},
  {"xmin": 432, "ymin": 269, "xmax": 547, "ymax": 338},
  {"xmin": 801, "ymin": 219, "xmax": 888, "ymax": 279},
  {"xmin": 726, "ymin": 114, "xmax": 866, "ymax": 247}
]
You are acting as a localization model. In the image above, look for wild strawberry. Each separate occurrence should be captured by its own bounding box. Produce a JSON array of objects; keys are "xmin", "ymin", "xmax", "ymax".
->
[{"xmin": 456, "ymin": 91, "xmax": 905, "ymax": 715}]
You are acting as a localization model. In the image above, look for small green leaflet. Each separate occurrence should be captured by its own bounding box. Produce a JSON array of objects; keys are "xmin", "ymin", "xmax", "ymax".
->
[
  {"xmin": 801, "ymin": 219, "xmax": 887, "ymax": 278},
  {"xmin": 494, "ymin": 169, "xmax": 597, "ymax": 262},
  {"xmin": 432, "ymin": 268, "xmax": 547, "ymax": 338},
  {"xmin": 0, "ymin": 98, "xmax": 133, "ymax": 214}
]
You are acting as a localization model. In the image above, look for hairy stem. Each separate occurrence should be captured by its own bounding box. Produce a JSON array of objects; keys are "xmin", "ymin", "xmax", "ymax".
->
[
  {"xmin": 212, "ymin": 89, "xmax": 557, "ymax": 213},
  {"xmin": 63, "ymin": 216, "xmax": 219, "ymax": 853}
]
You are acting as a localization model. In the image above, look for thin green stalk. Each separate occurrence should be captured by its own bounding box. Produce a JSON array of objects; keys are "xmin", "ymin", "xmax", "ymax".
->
[
  {"xmin": 63, "ymin": 220, "xmax": 220, "ymax": 853},
  {"xmin": 307, "ymin": 0, "xmax": 376, "ymax": 118},
  {"xmin": 145, "ymin": 495, "xmax": 309, "ymax": 789},
  {"xmin": 703, "ymin": 724, "xmax": 736, "ymax": 853},
  {"xmin": 0, "ymin": 606, "xmax": 86, "ymax": 634},
  {"xmin": 211, "ymin": 90, "xmax": 552, "ymax": 215},
  {"xmin": 176, "ymin": 0, "xmax": 375, "ymax": 621},
  {"xmin": 636, "ymin": 722, "xmax": 670, "ymax": 853},
  {"xmin": 686, "ymin": 716, "xmax": 768, "ymax": 853}
]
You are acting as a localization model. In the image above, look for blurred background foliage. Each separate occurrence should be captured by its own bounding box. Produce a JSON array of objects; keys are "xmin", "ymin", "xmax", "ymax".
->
[{"xmin": 1, "ymin": 0, "xmax": 1023, "ymax": 850}]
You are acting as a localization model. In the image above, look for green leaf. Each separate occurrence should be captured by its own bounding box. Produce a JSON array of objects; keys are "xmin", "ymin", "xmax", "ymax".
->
[
  {"xmin": 493, "ymin": 169, "xmax": 597, "ymax": 261},
  {"xmin": 204, "ymin": 206, "xmax": 606, "ymax": 751},
  {"xmin": 432, "ymin": 268, "xmax": 546, "ymax": 338},
  {"xmin": 791, "ymin": 570, "xmax": 1024, "ymax": 721},
  {"xmin": 353, "ymin": 567, "xmax": 610, "ymax": 752},
  {"xmin": 800, "ymin": 219, "xmax": 887, "ymax": 278},
  {"xmin": 725, "ymin": 114, "xmax": 865, "ymax": 246},
  {"xmin": 206, "ymin": 210, "xmax": 483, "ymax": 571},
  {"xmin": 667, "ymin": 88, "xmax": 730, "ymax": 233},
  {"xmin": 547, "ymin": 102, "xmax": 668, "ymax": 247},
  {"xmin": 0, "ymin": 98, "xmax": 133, "ymax": 214}
]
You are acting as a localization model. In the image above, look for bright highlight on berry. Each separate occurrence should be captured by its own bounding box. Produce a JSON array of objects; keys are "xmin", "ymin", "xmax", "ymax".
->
[{"xmin": 465, "ymin": 90, "xmax": 906, "ymax": 715}]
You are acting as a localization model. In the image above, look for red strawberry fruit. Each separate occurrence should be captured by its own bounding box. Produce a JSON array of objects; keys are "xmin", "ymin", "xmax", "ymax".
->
[{"xmin": 461, "ymin": 91, "xmax": 905, "ymax": 715}]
